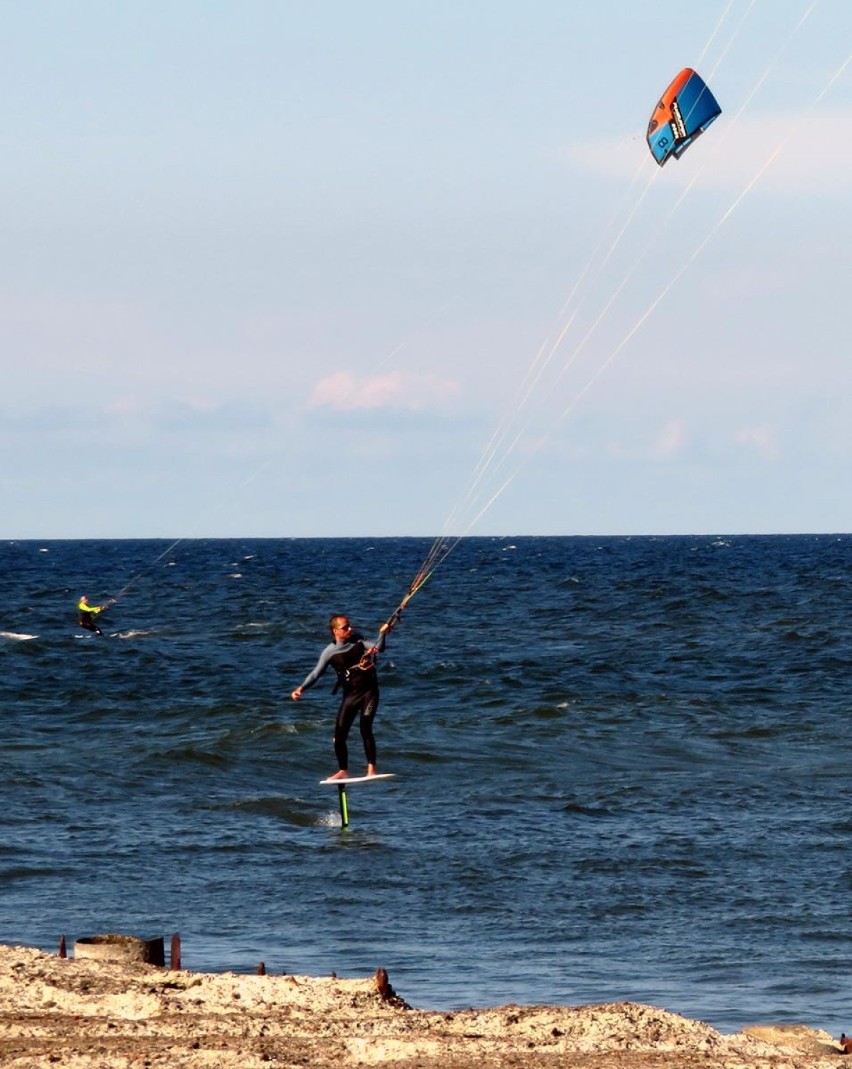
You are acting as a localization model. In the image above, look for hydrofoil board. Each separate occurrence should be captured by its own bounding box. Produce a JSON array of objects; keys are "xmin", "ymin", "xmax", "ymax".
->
[{"xmin": 319, "ymin": 773, "xmax": 395, "ymax": 786}]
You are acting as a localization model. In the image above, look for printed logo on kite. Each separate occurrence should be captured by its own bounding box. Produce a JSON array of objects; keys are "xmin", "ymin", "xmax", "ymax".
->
[{"xmin": 646, "ymin": 68, "xmax": 721, "ymax": 166}]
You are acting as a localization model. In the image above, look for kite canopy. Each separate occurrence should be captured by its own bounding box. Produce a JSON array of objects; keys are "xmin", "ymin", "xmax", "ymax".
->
[{"xmin": 646, "ymin": 68, "xmax": 721, "ymax": 166}]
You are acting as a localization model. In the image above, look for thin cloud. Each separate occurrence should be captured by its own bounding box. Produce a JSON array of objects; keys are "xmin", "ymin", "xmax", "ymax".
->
[
  {"xmin": 733, "ymin": 424, "xmax": 779, "ymax": 459},
  {"xmin": 149, "ymin": 398, "xmax": 272, "ymax": 432},
  {"xmin": 0, "ymin": 397, "xmax": 270, "ymax": 436},
  {"xmin": 0, "ymin": 404, "xmax": 108, "ymax": 433},
  {"xmin": 308, "ymin": 370, "xmax": 460, "ymax": 412},
  {"xmin": 651, "ymin": 419, "xmax": 688, "ymax": 459}
]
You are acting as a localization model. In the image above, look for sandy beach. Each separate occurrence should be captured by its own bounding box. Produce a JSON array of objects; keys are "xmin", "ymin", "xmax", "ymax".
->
[{"xmin": 0, "ymin": 943, "xmax": 845, "ymax": 1068}]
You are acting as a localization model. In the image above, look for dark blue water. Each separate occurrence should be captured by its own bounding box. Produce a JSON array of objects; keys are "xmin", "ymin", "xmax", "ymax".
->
[{"xmin": 2, "ymin": 535, "xmax": 850, "ymax": 1034}]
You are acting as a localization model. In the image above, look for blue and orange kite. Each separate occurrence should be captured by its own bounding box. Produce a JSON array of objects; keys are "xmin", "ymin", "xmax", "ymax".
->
[{"xmin": 646, "ymin": 68, "xmax": 721, "ymax": 165}]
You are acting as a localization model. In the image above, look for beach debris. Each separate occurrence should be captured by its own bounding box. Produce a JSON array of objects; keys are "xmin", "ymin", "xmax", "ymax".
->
[
  {"xmin": 375, "ymin": 968, "xmax": 391, "ymax": 999},
  {"xmin": 374, "ymin": 967, "xmax": 411, "ymax": 1010}
]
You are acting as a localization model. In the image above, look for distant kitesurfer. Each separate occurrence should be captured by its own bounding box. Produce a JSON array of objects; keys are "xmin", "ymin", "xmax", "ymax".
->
[
  {"xmin": 77, "ymin": 595, "xmax": 109, "ymax": 636},
  {"xmin": 291, "ymin": 615, "xmax": 391, "ymax": 780}
]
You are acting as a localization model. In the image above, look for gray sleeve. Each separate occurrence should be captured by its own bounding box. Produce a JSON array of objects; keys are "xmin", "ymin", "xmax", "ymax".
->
[{"xmin": 299, "ymin": 642, "xmax": 337, "ymax": 691}]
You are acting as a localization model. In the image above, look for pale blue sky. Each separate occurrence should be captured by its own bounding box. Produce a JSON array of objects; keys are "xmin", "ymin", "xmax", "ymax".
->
[{"xmin": 3, "ymin": 1, "xmax": 850, "ymax": 537}]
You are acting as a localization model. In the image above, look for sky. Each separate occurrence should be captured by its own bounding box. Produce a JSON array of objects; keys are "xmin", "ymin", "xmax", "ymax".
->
[{"xmin": 2, "ymin": 0, "xmax": 850, "ymax": 538}]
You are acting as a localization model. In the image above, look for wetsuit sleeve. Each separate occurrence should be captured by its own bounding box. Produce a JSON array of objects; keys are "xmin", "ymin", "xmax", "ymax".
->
[{"xmin": 298, "ymin": 642, "xmax": 337, "ymax": 691}]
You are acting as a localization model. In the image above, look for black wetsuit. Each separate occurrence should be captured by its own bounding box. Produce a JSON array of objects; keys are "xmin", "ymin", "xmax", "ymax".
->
[{"xmin": 298, "ymin": 630, "xmax": 386, "ymax": 771}]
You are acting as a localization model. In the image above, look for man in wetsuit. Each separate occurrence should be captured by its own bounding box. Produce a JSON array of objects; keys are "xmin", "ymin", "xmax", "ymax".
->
[
  {"xmin": 291, "ymin": 615, "xmax": 389, "ymax": 780},
  {"xmin": 77, "ymin": 596, "xmax": 109, "ymax": 635}
]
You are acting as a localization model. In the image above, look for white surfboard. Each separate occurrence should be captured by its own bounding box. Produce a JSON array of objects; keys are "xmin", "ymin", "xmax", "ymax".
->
[{"xmin": 319, "ymin": 773, "xmax": 396, "ymax": 786}]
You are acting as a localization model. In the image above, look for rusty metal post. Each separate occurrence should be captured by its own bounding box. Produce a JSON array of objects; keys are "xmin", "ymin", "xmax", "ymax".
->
[{"xmin": 170, "ymin": 932, "xmax": 181, "ymax": 971}]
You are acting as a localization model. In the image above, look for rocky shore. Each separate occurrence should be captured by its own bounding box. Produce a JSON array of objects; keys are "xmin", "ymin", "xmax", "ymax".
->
[{"xmin": 0, "ymin": 944, "xmax": 845, "ymax": 1068}]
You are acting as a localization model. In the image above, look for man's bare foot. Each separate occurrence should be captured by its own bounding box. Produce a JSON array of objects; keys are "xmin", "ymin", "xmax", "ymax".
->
[
  {"xmin": 329, "ymin": 769, "xmax": 349, "ymax": 781},
  {"xmin": 366, "ymin": 764, "xmax": 378, "ymax": 777}
]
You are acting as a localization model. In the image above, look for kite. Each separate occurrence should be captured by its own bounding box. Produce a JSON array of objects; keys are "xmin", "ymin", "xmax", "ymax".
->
[{"xmin": 646, "ymin": 68, "xmax": 721, "ymax": 166}]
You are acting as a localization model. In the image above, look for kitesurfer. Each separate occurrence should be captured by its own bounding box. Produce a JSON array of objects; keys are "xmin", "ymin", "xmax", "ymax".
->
[
  {"xmin": 291, "ymin": 615, "xmax": 390, "ymax": 780},
  {"xmin": 77, "ymin": 595, "xmax": 109, "ymax": 635}
]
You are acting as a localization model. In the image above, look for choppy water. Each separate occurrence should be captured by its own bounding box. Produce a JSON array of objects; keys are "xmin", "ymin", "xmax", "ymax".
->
[{"xmin": 1, "ymin": 534, "xmax": 850, "ymax": 1034}]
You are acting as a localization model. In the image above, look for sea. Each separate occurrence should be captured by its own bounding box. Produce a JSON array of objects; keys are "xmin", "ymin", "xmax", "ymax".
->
[{"xmin": 1, "ymin": 534, "xmax": 850, "ymax": 1036}]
